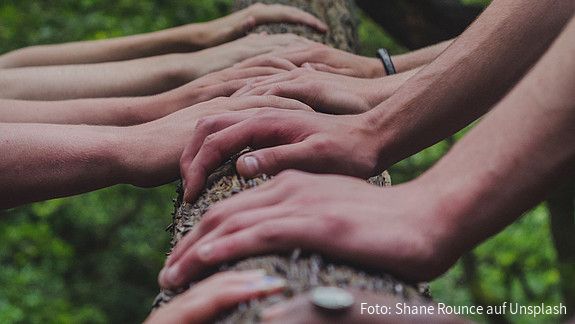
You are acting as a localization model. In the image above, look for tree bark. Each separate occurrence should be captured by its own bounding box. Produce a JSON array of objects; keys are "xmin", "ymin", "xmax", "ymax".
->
[
  {"xmin": 356, "ymin": 0, "xmax": 484, "ymax": 49},
  {"xmin": 152, "ymin": 1, "xmax": 427, "ymax": 322}
]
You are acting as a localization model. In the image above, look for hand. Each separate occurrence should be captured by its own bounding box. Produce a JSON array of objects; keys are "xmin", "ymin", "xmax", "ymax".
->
[
  {"xmin": 145, "ymin": 270, "xmax": 286, "ymax": 324},
  {"xmin": 121, "ymin": 96, "xmax": 312, "ymax": 188},
  {"xmin": 237, "ymin": 42, "xmax": 384, "ymax": 78},
  {"xmin": 199, "ymin": 3, "xmax": 328, "ymax": 47},
  {"xmin": 233, "ymin": 66, "xmax": 387, "ymax": 114},
  {"xmin": 160, "ymin": 172, "xmax": 458, "ymax": 289},
  {"xmin": 179, "ymin": 108, "xmax": 386, "ymax": 202},
  {"xmin": 259, "ymin": 289, "xmax": 470, "ymax": 324},
  {"xmin": 189, "ymin": 33, "xmax": 312, "ymax": 78},
  {"xmin": 153, "ymin": 58, "xmax": 297, "ymax": 119}
]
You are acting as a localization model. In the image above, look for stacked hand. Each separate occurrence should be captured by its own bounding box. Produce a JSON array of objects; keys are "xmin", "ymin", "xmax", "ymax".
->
[
  {"xmin": 178, "ymin": 108, "xmax": 387, "ymax": 202},
  {"xmin": 186, "ymin": 33, "xmax": 314, "ymax": 79},
  {"xmin": 152, "ymin": 57, "xmax": 297, "ymax": 119},
  {"xmin": 233, "ymin": 66, "xmax": 386, "ymax": 114},
  {"xmin": 237, "ymin": 42, "xmax": 384, "ymax": 78},
  {"xmin": 159, "ymin": 172, "xmax": 458, "ymax": 289},
  {"xmin": 195, "ymin": 3, "xmax": 328, "ymax": 48},
  {"xmin": 122, "ymin": 96, "xmax": 312, "ymax": 188}
]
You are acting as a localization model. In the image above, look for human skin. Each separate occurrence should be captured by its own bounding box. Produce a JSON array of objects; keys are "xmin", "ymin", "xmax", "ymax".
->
[
  {"xmin": 0, "ymin": 33, "xmax": 311, "ymax": 100},
  {"xmin": 236, "ymin": 38, "xmax": 453, "ymax": 78},
  {"xmin": 0, "ymin": 60, "xmax": 296, "ymax": 125},
  {"xmin": 0, "ymin": 96, "xmax": 311, "ymax": 209},
  {"xmin": 232, "ymin": 65, "xmax": 421, "ymax": 114},
  {"xmin": 0, "ymin": 3, "xmax": 327, "ymax": 68},
  {"xmin": 144, "ymin": 270, "xmax": 286, "ymax": 324},
  {"xmin": 177, "ymin": 0, "xmax": 574, "ymax": 202},
  {"xmin": 158, "ymin": 13, "xmax": 575, "ymax": 288},
  {"xmin": 259, "ymin": 289, "xmax": 470, "ymax": 324}
]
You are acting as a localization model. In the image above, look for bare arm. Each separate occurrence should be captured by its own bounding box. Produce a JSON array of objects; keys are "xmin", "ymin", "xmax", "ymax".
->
[
  {"xmin": 367, "ymin": 0, "xmax": 575, "ymax": 168},
  {"xmin": 0, "ymin": 96, "xmax": 310, "ymax": 209},
  {"xmin": 174, "ymin": 0, "xmax": 575, "ymax": 201},
  {"xmin": 161, "ymin": 15, "xmax": 575, "ymax": 288},
  {"xmin": 0, "ymin": 64, "xmax": 290, "ymax": 125},
  {"xmin": 0, "ymin": 4, "xmax": 326, "ymax": 68},
  {"xmin": 392, "ymin": 39, "xmax": 453, "ymax": 73},
  {"xmin": 418, "ymin": 15, "xmax": 575, "ymax": 258},
  {"xmin": 0, "ymin": 33, "xmax": 310, "ymax": 100}
]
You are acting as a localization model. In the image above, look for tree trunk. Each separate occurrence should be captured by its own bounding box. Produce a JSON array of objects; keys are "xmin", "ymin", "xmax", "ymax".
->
[
  {"xmin": 152, "ymin": 1, "xmax": 427, "ymax": 322},
  {"xmin": 356, "ymin": 0, "xmax": 484, "ymax": 49}
]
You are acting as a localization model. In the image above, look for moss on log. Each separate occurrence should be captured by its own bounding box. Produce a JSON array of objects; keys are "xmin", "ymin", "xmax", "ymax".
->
[{"xmin": 152, "ymin": 1, "xmax": 428, "ymax": 322}]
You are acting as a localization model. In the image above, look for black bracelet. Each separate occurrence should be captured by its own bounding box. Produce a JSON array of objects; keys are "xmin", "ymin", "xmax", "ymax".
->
[{"xmin": 377, "ymin": 48, "xmax": 397, "ymax": 76}]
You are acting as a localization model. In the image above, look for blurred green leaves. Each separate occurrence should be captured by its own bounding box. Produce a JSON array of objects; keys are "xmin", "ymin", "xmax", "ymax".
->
[{"xmin": 0, "ymin": 0, "xmax": 564, "ymax": 323}]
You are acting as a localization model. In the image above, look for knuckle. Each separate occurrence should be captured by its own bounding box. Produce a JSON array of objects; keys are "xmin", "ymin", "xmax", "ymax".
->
[
  {"xmin": 202, "ymin": 133, "xmax": 219, "ymax": 149},
  {"xmin": 311, "ymin": 137, "xmax": 334, "ymax": 155},
  {"xmin": 222, "ymin": 216, "xmax": 246, "ymax": 234},
  {"xmin": 257, "ymin": 223, "xmax": 284, "ymax": 244},
  {"xmin": 195, "ymin": 116, "xmax": 217, "ymax": 133},
  {"xmin": 202, "ymin": 209, "xmax": 224, "ymax": 229},
  {"xmin": 320, "ymin": 213, "xmax": 350, "ymax": 236}
]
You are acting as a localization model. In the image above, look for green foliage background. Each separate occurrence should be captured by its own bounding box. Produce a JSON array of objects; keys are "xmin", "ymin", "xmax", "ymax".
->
[{"xmin": 0, "ymin": 0, "xmax": 566, "ymax": 323}]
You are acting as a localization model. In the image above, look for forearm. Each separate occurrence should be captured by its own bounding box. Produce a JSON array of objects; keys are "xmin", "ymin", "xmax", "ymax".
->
[
  {"xmin": 364, "ymin": 67, "xmax": 421, "ymax": 108},
  {"xmin": 366, "ymin": 0, "xmax": 574, "ymax": 168},
  {"xmin": 0, "ymin": 54, "xmax": 191, "ymax": 100},
  {"xmin": 0, "ymin": 123, "xmax": 128, "ymax": 208},
  {"xmin": 392, "ymin": 39, "xmax": 453, "ymax": 73},
  {"xmin": 418, "ymin": 17, "xmax": 575, "ymax": 258},
  {"xmin": 0, "ymin": 24, "xmax": 209, "ymax": 68},
  {"xmin": 0, "ymin": 94, "xmax": 173, "ymax": 125}
]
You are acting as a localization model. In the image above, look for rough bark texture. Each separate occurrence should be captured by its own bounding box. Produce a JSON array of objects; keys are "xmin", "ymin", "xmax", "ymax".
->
[{"xmin": 151, "ymin": 1, "xmax": 428, "ymax": 322}]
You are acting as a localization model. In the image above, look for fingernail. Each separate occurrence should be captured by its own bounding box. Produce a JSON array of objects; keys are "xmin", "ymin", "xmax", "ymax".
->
[
  {"xmin": 162, "ymin": 263, "xmax": 180, "ymax": 288},
  {"xmin": 242, "ymin": 155, "xmax": 259, "ymax": 175},
  {"xmin": 197, "ymin": 244, "xmax": 213, "ymax": 261},
  {"xmin": 248, "ymin": 276, "xmax": 286, "ymax": 293},
  {"xmin": 260, "ymin": 302, "xmax": 288, "ymax": 321}
]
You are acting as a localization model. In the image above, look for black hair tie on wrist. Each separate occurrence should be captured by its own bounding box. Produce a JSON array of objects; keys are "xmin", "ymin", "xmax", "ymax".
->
[{"xmin": 377, "ymin": 48, "xmax": 397, "ymax": 76}]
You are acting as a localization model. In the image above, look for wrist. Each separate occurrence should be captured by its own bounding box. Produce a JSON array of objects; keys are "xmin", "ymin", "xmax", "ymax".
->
[
  {"xmin": 117, "ymin": 123, "xmax": 175, "ymax": 188},
  {"xmin": 361, "ymin": 77, "xmax": 395, "ymax": 108},
  {"xmin": 414, "ymin": 163, "xmax": 500, "ymax": 259},
  {"xmin": 366, "ymin": 57, "xmax": 386, "ymax": 78}
]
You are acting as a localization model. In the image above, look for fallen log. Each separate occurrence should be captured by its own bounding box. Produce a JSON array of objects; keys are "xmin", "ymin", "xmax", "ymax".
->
[{"xmin": 152, "ymin": 1, "xmax": 428, "ymax": 322}]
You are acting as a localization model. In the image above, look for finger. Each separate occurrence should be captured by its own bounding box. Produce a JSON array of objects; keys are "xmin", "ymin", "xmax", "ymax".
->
[
  {"xmin": 237, "ymin": 141, "xmax": 328, "ymax": 178},
  {"xmin": 162, "ymin": 206, "xmax": 291, "ymax": 288},
  {"xmin": 304, "ymin": 62, "xmax": 344, "ymax": 74},
  {"xmin": 193, "ymin": 204, "xmax": 294, "ymax": 252},
  {"xmin": 182, "ymin": 119, "xmax": 276, "ymax": 203},
  {"xmin": 226, "ymin": 66, "xmax": 290, "ymax": 82},
  {"xmin": 164, "ymin": 217, "xmax": 321, "ymax": 288},
  {"xmin": 251, "ymin": 4, "xmax": 328, "ymax": 33},
  {"xmin": 236, "ymin": 55, "xmax": 299, "ymax": 70},
  {"xmin": 154, "ymin": 270, "xmax": 286, "ymax": 324},
  {"xmin": 262, "ymin": 83, "xmax": 315, "ymax": 107},
  {"xmin": 165, "ymin": 183, "xmax": 281, "ymax": 267},
  {"xmin": 232, "ymin": 72, "xmax": 297, "ymax": 98},
  {"xmin": 225, "ymin": 95, "xmax": 311, "ymax": 112},
  {"xmin": 243, "ymin": 70, "xmax": 300, "ymax": 89},
  {"xmin": 180, "ymin": 111, "xmax": 261, "ymax": 201}
]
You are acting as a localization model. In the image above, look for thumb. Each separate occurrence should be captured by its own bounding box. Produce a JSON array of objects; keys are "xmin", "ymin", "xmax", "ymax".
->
[{"xmin": 236, "ymin": 142, "xmax": 315, "ymax": 178}]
